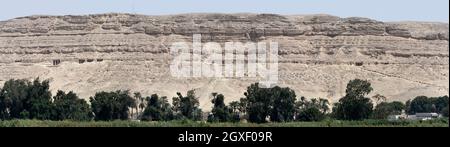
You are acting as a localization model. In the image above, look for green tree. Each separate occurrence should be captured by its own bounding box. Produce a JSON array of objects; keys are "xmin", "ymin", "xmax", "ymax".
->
[
  {"xmin": 407, "ymin": 96, "xmax": 433, "ymax": 114},
  {"xmin": 270, "ymin": 87, "xmax": 297, "ymax": 122},
  {"xmin": 228, "ymin": 101, "xmax": 242, "ymax": 122},
  {"xmin": 432, "ymin": 96, "xmax": 449, "ymax": 113},
  {"xmin": 192, "ymin": 108, "xmax": 203, "ymax": 121},
  {"xmin": 159, "ymin": 96, "xmax": 174, "ymax": 120},
  {"xmin": 241, "ymin": 83, "xmax": 297, "ymax": 123},
  {"xmin": 0, "ymin": 78, "xmax": 54, "ymax": 120},
  {"xmin": 243, "ymin": 83, "xmax": 273, "ymax": 123},
  {"xmin": 0, "ymin": 79, "xmax": 29, "ymax": 119},
  {"xmin": 345, "ymin": 79, "xmax": 373, "ymax": 98},
  {"xmin": 295, "ymin": 98, "xmax": 328, "ymax": 121},
  {"xmin": 0, "ymin": 87, "xmax": 4, "ymax": 119},
  {"xmin": 238, "ymin": 98, "xmax": 247, "ymax": 115},
  {"xmin": 442, "ymin": 106, "xmax": 449, "ymax": 117},
  {"xmin": 333, "ymin": 79, "xmax": 374, "ymax": 120},
  {"xmin": 405, "ymin": 100, "xmax": 411, "ymax": 114},
  {"xmin": 208, "ymin": 93, "xmax": 232, "ymax": 122},
  {"xmin": 90, "ymin": 90, "xmax": 136, "ymax": 121},
  {"xmin": 172, "ymin": 90, "xmax": 202, "ymax": 120},
  {"xmin": 141, "ymin": 94, "xmax": 173, "ymax": 121},
  {"xmin": 53, "ymin": 90, "xmax": 92, "ymax": 121},
  {"xmin": 26, "ymin": 78, "xmax": 54, "ymax": 120},
  {"xmin": 407, "ymin": 95, "xmax": 449, "ymax": 114},
  {"xmin": 372, "ymin": 101, "xmax": 405, "ymax": 119}
]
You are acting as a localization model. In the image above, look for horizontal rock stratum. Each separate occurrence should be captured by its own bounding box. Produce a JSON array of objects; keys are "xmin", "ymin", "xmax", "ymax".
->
[{"xmin": 0, "ymin": 13, "xmax": 448, "ymax": 110}]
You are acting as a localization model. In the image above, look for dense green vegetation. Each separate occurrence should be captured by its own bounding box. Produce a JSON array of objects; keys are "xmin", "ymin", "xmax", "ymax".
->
[
  {"xmin": 0, "ymin": 78, "xmax": 448, "ymax": 127},
  {"xmin": 372, "ymin": 101, "xmax": 405, "ymax": 119},
  {"xmin": 296, "ymin": 97, "xmax": 329, "ymax": 121},
  {"xmin": 0, "ymin": 79, "xmax": 91, "ymax": 121},
  {"xmin": 0, "ymin": 119, "xmax": 447, "ymax": 127},
  {"xmin": 406, "ymin": 95, "xmax": 449, "ymax": 115},
  {"xmin": 240, "ymin": 83, "xmax": 297, "ymax": 123},
  {"xmin": 172, "ymin": 90, "xmax": 203, "ymax": 121},
  {"xmin": 141, "ymin": 94, "xmax": 173, "ymax": 121}
]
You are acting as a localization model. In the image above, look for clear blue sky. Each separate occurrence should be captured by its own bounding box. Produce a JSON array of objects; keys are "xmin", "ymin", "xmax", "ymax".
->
[{"xmin": 0, "ymin": 0, "xmax": 448, "ymax": 22}]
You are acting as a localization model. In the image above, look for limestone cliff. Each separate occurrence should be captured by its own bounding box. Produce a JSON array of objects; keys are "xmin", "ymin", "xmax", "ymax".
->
[{"xmin": 0, "ymin": 13, "xmax": 448, "ymax": 110}]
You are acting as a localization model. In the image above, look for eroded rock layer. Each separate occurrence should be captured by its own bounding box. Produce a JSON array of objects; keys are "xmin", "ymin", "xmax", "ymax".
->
[{"xmin": 0, "ymin": 13, "xmax": 448, "ymax": 110}]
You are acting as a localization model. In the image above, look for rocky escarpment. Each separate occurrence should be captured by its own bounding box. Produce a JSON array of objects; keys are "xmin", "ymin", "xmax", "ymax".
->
[{"xmin": 0, "ymin": 13, "xmax": 448, "ymax": 110}]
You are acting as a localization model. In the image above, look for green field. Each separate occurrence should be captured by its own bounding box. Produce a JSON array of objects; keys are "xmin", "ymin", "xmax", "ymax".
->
[{"xmin": 1, "ymin": 118, "xmax": 448, "ymax": 127}]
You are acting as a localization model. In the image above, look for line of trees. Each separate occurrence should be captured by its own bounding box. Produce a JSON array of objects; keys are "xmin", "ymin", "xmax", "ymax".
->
[
  {"xmin": 0, "ymin": 79, "xmax": 92, "ymax": 121},
  {"xmin": 0, "ymin": 78, "xmax": 448, "ymax": 122}
]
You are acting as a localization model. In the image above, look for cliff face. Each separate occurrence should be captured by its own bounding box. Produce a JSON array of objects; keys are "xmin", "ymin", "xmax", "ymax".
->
[{"xmin": 0, "ymin": 13, "xmax": 448, "ymax": 110}]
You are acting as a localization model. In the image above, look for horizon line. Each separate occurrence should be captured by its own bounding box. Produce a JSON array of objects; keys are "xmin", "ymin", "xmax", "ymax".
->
[{"xmin": 2, "ymin": 12, "xmax": 449, "ymax": 23}]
